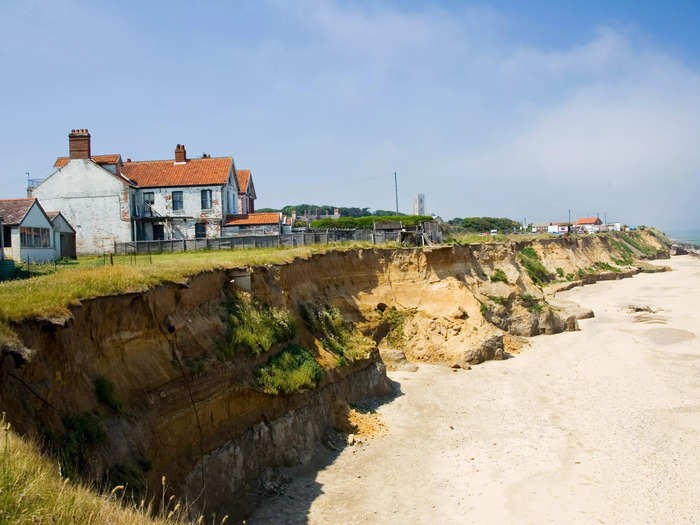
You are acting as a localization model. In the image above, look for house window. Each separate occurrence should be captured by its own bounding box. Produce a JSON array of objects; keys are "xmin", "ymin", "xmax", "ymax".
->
[
  {"xmin": 172, "ymin": 191, "xmax": 183, "ymax": 211},
  {"xmin": 20, "ymin": 227, "xmax": 50, "ymax": 248},
  {"xmin": 2, "ymin": 225, "xmax": 11, "ymax": 247},
  {"xmin": 195, "ymin": 222, "xmax": 207, "ymax": 238},
  {"xmin": 201, "ymin": 189, "xmax": 212, "ymax": 210},
  {"xmin": 144, "ymin": 192, "xmax": 155, "ymax": 216}
]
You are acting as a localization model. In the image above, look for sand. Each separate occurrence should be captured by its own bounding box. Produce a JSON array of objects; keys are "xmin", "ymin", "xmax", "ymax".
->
[{"xmin": 249, "ymin": 256, "xmax": 700, "ymax": 524}]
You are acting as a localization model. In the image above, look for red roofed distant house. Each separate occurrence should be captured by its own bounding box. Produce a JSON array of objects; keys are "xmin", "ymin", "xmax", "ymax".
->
[
  {"xmin": 223, "ymin": 212, "xmax": 285, "ymax": 236},
  {"xmin": 574, "ymin": 217, "xmax": 602, "ymax": 234},
  {"xmin": 30, "ymin": 130, "xmax": 242, "ymax": 253}
]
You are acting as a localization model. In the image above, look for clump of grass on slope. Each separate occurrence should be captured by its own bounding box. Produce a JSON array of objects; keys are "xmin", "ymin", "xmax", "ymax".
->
[
  {"xmin": 519, "ymin": 294, "xmax": 544, "ymax": 313},
  {"xmin": 490, "ymin": 268, "xmax": 508, "ymax": 283},
  {"xmin": 378, "ymin": 306, "xmax": 415, "ymax": 348},
  {"xmin": 0, "ymin": 417, "xmax": 210, "ymax": 524},
  {"xmin": 300, "ymin": 303, "xmax": 374, "ymax": 365},
  {"xmin": 255, "ymin": 344, "xmax": 324, "ymax": 395},
  {"xmin": 594, "ymin": 261, "xmax": 620, "ymax": 273},
  {"xmin": 94, "ymin": 376, "xmax": 122, "ymax": 413},
  {"xmin": 220, "ymin": 293, "xmax": 296, "ymax": 359},
  {"xmin": 518, "ymin": 246, "xmax": 553, "ymax": 285},
  {"xmin": 610, "ymin": 238, "xmax": 635, "ymax": 265}
]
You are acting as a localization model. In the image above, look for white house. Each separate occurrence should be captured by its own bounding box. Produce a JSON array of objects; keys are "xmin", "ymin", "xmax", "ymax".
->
[
  {"xmin": 0, "ymin": 198, "xmax": 56, "ymax": 262},
  {"xmin": 30, "ymin": 129, "xmax": 241, "ymax": 253}
]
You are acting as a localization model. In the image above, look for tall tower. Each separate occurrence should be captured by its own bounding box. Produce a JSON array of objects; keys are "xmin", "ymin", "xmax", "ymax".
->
[{"xmin": 413, "ymin": 193, "xmax": 426, "ymax": 215}]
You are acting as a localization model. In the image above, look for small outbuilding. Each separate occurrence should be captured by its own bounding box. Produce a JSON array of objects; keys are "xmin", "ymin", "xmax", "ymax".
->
[
  {"xmin": 47, "ymin": 211, "xmax": 77, "ymax": 259},
  {"xmin": 0, "ymin": 198, "xmax": 56, "ymax": 263}
]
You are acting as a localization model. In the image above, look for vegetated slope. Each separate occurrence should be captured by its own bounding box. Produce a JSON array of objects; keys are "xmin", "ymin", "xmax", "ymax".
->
[{"xmin": 0, "ymin": 230, "xmax": 668, "ymax": 521}]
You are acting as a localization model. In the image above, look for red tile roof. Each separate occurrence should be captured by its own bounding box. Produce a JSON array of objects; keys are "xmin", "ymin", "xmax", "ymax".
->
[
  {"xmin": 54, "ymin": 154, "xmax": 122, "ymax": 168},
  {"xmin": 574, "ymin": 217, "xmax": 601, "ymax": 225},
  {"xmin": 120, "ymin": 157, "xmax": 233, "ymax": 188},
  {"xmin": 236, "ymin": 170, "xmax": 251, "ymax": 193},
  {"xmin": 224, "ymin": 212, "xmax": 280, "ymax": 226},
  {"xmin": 0, "ymin": 198, "xmax": 36, "ymax": 225}
]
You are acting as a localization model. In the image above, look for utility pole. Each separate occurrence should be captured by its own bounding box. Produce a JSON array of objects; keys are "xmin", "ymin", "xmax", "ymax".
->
[
  {"xmin": 394, "ymin": 171, "xmax": 399, "ymax": 214},
  {"xmin": 568, "ymin": 209, "xmax": 572, "ymax": 235}
]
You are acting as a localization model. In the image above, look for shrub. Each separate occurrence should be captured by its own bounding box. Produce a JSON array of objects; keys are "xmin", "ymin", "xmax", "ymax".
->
[
  {"xmin": 47, "ymin": 412, "xmax": 106, "ymax": 479},
  {"xmin": 519, "ymin": 294, "xmax": 544, "ymax": 313},
  {"xmin": 93, "ymin": 376, "xmax": 121, "ymax": 413},
  {"xmin": 220, "ymin": 294, "xmax": 296, "ymax": 358},
  {"xmin": 556, "ymin": 267, "xmax": 564, "ymax": 278},
  {"xmin": 490, "ymin": 269, "xmax": 508, "ymax": 283},
  {"xmin": 380, "ymin": 307, "xmax": 415, "ymax": 348},
  {"xmin": 577, "ymin": 268, "xmax": 587, "ymax": 278},
  {"xmin": 300, "ymin": 303, "xmax": 373, "ymax": 364},
  {"xmin": 518, "ymin": 247, "xmax": 553, "ymax": 285},
  {"xmin": 566, "ymin": 273, "xmax": 575, "ymax": 281},
  {"xmin": 480, "ymin": 303, "xmax": 488, "ymax": 317},
  {"xmin": 488, "ymin": 295, "xmax": 506, "ymax": 306},
  {"xmin": 594, "ymin": 261, "xmax": 620, "ymax": 273},
  {"xmin": 255, "ymin": 344, "xmax": 324, "ymax": 395}
]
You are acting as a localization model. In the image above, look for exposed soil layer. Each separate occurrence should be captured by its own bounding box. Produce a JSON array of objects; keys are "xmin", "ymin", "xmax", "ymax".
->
[{"xmin": 0, "ymin": 231, "xmax": 670, "ymax": 518}]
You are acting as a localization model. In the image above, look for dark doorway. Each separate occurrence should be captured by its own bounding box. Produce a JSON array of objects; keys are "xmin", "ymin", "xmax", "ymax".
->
[
  {"xmin": 60, "ymin": 233, "xmax": 76, "ymax": 259},
  {"xmin": 153, "ymin": 224, "xmax": 165, "ymax": 240},
  {"xmin": 195, "ymin": 223, "xmax": 207, "ymax": 238}
]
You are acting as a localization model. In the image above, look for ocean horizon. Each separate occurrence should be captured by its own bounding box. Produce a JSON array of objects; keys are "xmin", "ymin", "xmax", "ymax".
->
[{"xmin": 666, "ymin": 229, "xmax": 700, "ymax": 245}]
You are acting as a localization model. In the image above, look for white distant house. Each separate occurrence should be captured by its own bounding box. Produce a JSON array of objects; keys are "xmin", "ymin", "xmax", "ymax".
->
[
  {"xmin": 0, "ymin": 198, "xmax": 62, "ymax": 262},
  {"xmin": 547, "ymin": 222, "xmax": 569, "ymax": 234},
  {"xmin": 574, "ymin": 217, "xmax": 602, "ymax": 233},
  {"xmin": 30, "ymin": 129, "xmax": 244, "ymax": 253}
]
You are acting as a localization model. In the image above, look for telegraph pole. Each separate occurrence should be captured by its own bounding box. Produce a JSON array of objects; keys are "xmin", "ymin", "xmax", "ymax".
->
[{"xmin": 394, "ymin": 171, "xmax": 399, "ymax": 214}]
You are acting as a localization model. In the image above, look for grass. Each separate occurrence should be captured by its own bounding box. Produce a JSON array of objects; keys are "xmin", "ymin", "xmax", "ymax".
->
[
  {"xmin": 518, "ymin": 247, "xmax": 553, "ymax": 285},
  {"xmin": 255, "ymin": 344, "xmax": 324, "ymax": 395},
  {"xmin": 0, "ymin": 243, "xmax": 386, "ymax": 348},
  {"xmin": 490, "ymin": 268, "xmax": 508, "ymax": 284},
  {"xmin": 301, "ymin": 303, "xmax": 374, "ymax": 365},
  {"xmin": 94, "ymin": 376, "xmax": 122, "ymax": 413},
  {"xmin": 0, "ymin": 417, "xmax": 223, "ymax": 524},
  {"xmin": 480, "ymin": 303, "xmax": 488, "ymax": 317},
  {"xmin": 379, "ymin": 306, "xmax": 414, "ymax": 348},
  {"xmin": 519, "ymin": 294, "xmax": 544, "ymax": 313},
  {"xmin": 219, "ymin": 293, "xmax": 296, "ymax": 359},
  {"xmin": 618, "ymin": 232, "xmax": 657, "ymax": 258},
  {"xmin": 488, "ymin": 295, "xmax": 507, "ymax": 306},
  {"xmin": 594, "ymin": 261, "xmax": 621, "ymax": 273}
]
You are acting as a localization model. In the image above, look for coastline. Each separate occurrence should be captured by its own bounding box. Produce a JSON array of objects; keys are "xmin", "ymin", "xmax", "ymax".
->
[{"xmin": 249, "ymin": 255, "xmax": 700, "ymax": 524}]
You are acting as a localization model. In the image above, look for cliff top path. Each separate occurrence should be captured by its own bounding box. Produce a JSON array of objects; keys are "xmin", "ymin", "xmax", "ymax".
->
[{"xmin": 250, "ymin": 255, "xmax": 700, "ymax": 524}]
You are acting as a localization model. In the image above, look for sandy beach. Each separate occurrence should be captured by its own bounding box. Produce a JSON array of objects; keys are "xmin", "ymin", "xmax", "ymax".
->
[{"xmin": 249, "ymin": 255, "xmax": 700, "ymax": 524}]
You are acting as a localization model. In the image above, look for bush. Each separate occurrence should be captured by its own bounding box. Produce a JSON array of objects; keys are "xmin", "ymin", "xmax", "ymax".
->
[
  {"xmin": 488, "ymin": 295, "xmax": 507, "ymax": 306},
  {"xmin": 46, "ymin": 412, "xmax": 106, "ymax": 479},
  {"xmin": 93, "ymin": 376, "xmax": 121, "ymax": 413},
  {"xmin": 255, "ymin": 345, "xmax": 324, "ymax": 395},
  {"xmin": 594, "ymin": 261, "xmax": 620, "ymax": 273},
  {"xmin": 556, "ymin": 267, "xmax": 564, "ymax": 277},
  {"xmin": 519, "ymin": 294, "xmax": 544, "ymax": 313},
  {"xmin": 480, "ymin": 303, "xmax": 488, "ymax": 317},
  {"xmin": 518, "ymin": 247, "xmax": 553, "ymax": 285},
  {"xmin": 310, "ymin": 215, "xmax": 432, "ymax": 230},
  {"xmin": 566, "ymin": 273, "xmax": 575, "ymax": 281},
  {"xmin": 380, "ymin": 306, "xmax": 414, "ymax": 348},
  {"xmin": 220, "ymin": 294, "xmax": 296, "ymax": 358},
  {"xmin": 300, "ymin": 303, "xmax": 373, "ymax": 364},
  {"xmin": 490, "ymin": 269, "xmax": 508, "ymax": 283}
]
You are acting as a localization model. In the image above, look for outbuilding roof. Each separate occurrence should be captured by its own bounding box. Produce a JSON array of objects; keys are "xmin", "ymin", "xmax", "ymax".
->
[
  {"xmin": 54, "ymin": 154, "xmax": 122, "ymax": 168},
  {"xmin": 0, "ymin": 198, "xmax": 37, "ymax": 225},
  {"xmin": 224, "ymin": 212, "xmax": 280, "ymax": 226},
  {"xmin": 575, "ymin": 217, "xmax": 601, "ymax": 225},
  {"xmin": 120, "ymin": 157, "xmax": 234, "ymax": 188}
]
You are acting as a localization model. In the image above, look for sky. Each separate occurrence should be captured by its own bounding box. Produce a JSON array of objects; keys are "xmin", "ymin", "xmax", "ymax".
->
[{"xmin": 1, "ymin": 0, "xmax": 700, "ymax": 230}]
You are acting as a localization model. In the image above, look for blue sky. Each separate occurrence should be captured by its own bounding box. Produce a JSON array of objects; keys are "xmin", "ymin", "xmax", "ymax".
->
[{"xmin": 1, "ymin": 1, "xmax": 699, "ymax": 229}]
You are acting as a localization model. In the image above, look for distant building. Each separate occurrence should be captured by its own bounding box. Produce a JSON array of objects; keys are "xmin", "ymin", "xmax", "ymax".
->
[
  {"xmin": 531, "ymin": 222, "xmax": 550, "ymax": 234},
  {"xmin": 547, "ymin": 222, "xmax": 569, "ymax": 234},
  {"xmin": 235, "ymin": 169, "xmax": 257, "ymax": 214},
  {"xmin": 0, "ymin": 198, "xmax": 58, "ymax": 262},
  {"xmin": 223, "ymin": 212, "xmax": 284, "ymax": 235},
  {"xmin": 413, "ymin": 193, "xmax": 426, "ymax": 215},
  {"xmin": 574, "ymin": 217, "xmax": 602, "ymax": 233}
]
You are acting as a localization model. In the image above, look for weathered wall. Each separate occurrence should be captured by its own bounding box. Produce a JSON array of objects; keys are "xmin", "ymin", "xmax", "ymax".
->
[{"xmin": 33, "ymin": 159, "xmax": 132, "ymax": 253}]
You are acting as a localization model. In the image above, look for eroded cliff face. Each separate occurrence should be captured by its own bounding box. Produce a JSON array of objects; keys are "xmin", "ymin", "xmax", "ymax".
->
[{"xmin": 0, "ymin": 232, "xmax": 668, "ymax": 519}]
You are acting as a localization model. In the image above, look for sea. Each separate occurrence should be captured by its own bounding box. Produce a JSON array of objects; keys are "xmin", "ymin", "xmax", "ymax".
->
[{"xmin": 666, "ymin": 229, "xmax": 700, "ymax": 246}]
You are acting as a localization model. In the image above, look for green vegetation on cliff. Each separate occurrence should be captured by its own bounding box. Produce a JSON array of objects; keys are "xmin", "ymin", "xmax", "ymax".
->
[
  {"xmin": 518, "ymin": 247, "xmax": 553, "ymax": 285},
  {"xmin": 220, "ymin": 294, "xmax": 296, "ymax": 358},
  {"xmin": 448, "ymin": 217, "xmax": 521, "ymax": 233},
  {"xmin": 490, "ymin": 269, "xmax": 508, "ymax": 283},
  {"xmin": 255, "ymin": 344, "xmax": 324, "ymax": 395},
  {"xmin": 300, "ymin": 303, "xmax": 374, "ymax": 365}
]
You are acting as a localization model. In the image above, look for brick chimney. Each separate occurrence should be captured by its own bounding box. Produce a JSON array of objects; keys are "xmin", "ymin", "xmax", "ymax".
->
[
  {"xmin": 175, "ymin": 144, "xmax": 187, "ymax": 163},
  {"xmin": 69, "ymin": 129, "xmax": 91, "ymax": 159}
]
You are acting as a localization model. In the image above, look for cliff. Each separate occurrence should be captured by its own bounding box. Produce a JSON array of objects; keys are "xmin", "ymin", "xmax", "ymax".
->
[{"xmin": 0, "ymin": 229, "xmax": 669, "ymax": 519}]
